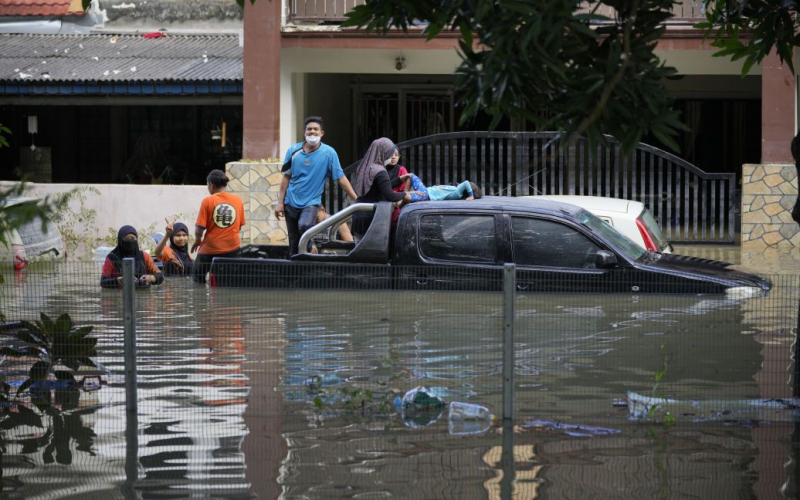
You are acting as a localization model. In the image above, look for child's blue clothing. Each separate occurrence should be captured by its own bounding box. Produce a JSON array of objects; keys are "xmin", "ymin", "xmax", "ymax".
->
[{"xmin": 407, "ymin": 174, "xmax": 473, "ymax": 202}]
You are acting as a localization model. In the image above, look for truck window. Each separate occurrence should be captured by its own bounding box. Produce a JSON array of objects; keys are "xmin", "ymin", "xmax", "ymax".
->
[
  {"xmin": 511, "ymin": 217, "xmax": 600, "ymax": 268},
  {"xmin": 419, "ymin": 214, "xmax": 496, "ymax": 263}
]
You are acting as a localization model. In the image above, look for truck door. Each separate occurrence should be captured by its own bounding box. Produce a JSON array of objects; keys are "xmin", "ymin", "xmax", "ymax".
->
[
  {"xmin": 395, "ymin": 212, "xmax": 504, "ymax": 291},
  {"xmin": 510, "ymin": 215, "xmax": 622, "ymax": 293}
]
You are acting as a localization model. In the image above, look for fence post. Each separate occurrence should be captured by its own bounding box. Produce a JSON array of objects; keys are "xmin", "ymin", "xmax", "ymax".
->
[
  {"xmin": 122, "ymin": 258, "xmax": 139, "ymax": 496},
  {"xmin": 123, "ymin": 258, "xmax": 137, "ymax": 412},
  {"xmin": 503, "ymin": 263, "xmax": 515, "ymax": 421}
]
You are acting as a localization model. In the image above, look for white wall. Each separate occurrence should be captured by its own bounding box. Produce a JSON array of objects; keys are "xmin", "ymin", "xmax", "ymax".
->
[{"xmin": 2, "ymin": 181, "xmax": 208, "ymax": 259}]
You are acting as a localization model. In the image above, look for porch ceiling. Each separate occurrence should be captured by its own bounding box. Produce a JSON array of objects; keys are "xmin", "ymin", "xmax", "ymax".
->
[{"xmin": 0, "ymin": 33, "xmax": 242, "ymax": 83}]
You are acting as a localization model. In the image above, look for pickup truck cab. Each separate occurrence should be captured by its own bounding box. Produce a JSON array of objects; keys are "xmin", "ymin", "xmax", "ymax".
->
[{"xmin": 209, "ymin": 197, "xmax": 770, "ymax": 294}]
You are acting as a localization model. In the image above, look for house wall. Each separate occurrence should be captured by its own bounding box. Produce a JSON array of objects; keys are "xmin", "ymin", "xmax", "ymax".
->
[
  {"xmin": 1, "ymin": 181, "xmax": 208, "ymax": 258},
  {"xmin": 98, "ymin": 0, "xmax": 243, "ymax": 31}
]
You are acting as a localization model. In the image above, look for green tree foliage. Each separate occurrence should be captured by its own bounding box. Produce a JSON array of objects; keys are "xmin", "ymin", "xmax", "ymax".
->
[
  {"xmin": 341, "ymin": 0, "xmax": 796, "ymax": 153},
  {"xmin": 696, "ymin": 0, "xmax": 799, "ymax": 75},
  {"xmin": 345, "ymin": 0, "xmax": 690, "ymax": 153}
]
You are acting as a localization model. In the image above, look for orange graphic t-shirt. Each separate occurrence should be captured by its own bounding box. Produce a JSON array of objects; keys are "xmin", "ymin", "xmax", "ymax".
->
[{"xmin": 195, "ymin": 192, "xmax": 245, "ymax": 255}]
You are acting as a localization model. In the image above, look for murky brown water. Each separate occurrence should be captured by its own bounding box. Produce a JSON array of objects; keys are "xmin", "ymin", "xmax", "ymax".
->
[{"xmin": 1, "ymin": 253, "xmax": 799, "ymax": 499}]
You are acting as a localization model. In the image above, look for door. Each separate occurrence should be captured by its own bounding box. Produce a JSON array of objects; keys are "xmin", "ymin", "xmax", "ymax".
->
[
  {"xmin": 509, "ymin": 215, "xmax": 624, "ymax": 293},
  {"xmin": 394, "ymin": 212, "xmax": 504, "ymax": 291}
]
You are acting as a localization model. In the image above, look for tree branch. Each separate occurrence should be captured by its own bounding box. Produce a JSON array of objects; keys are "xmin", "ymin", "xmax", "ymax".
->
[{"xmin": 574, "ymin": 0, "xmax": 640, "ymax": 138}]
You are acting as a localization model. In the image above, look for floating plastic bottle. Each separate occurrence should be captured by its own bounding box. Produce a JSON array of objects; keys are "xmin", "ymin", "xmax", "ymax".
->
[
  {"xmin": 448, "ymin": 402, "xmax": 496, "ymax": 436},
  {"xmin": 448, "ymin": 401, "xmax": 496, "ymax": 422}
]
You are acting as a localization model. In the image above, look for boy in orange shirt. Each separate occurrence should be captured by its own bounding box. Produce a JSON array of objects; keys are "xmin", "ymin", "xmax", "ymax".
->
[{"xmin": 191, "ymin": 170, "xmax": 245, "ymax": 283}]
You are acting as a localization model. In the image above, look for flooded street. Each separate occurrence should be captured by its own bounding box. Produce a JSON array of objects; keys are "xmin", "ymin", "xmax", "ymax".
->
[{"xmin": 1, "ymin": 247, "xmax": 799, "ymax": 498}]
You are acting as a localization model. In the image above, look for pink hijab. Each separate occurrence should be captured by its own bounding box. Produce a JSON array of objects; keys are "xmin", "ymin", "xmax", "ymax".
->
[{"xmin": 354, "ymin": 137, "xmax": 397, "ymax": 198}]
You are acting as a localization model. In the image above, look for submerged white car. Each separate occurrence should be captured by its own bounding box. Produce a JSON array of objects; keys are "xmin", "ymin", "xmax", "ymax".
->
[
  {"xmin": 0, "ymin": 197, "xmax": 66, "ymax": 269},
  {"xmin": 525, "ymin": 195, "xmax": 673, "ymax": 254}
]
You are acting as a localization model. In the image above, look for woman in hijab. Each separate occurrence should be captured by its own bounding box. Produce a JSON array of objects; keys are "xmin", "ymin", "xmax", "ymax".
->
[
  {"xmin": 352, "ymin": 137, "xmax": 410, "ymax": 236},
  {"xmin": 100, "ymin": 225, "xmax": 164, "ymax": 288},
  {"xmin": 154, "ymin": 219, "xmax": 193, "ymax": 276}
]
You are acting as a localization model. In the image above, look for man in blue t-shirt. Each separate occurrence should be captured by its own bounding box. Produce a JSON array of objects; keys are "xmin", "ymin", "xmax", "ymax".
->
[{"xmin": 275, "ymin": 116, "xmax": 358, "ymax": 256}]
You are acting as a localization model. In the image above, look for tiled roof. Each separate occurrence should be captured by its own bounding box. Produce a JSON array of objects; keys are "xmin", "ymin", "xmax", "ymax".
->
[
  {"xmin": 0, "ymin": 0, "xmax": 86, "ymax": 17},
  {"xmin": 0, "ymin": 33, "xmax": 243, "ymax": 82}
]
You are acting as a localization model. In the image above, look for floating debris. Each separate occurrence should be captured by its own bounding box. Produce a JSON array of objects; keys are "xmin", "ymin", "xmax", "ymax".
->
[
  {"xmin": 523, "ymin": 420, "xmax": 621, "ymax": 437},
  {"xmin": 626, "ymin": 391, "xmax": 800, "ymax": 422},
  {"xmin": 92, "ymin": 56, "xmax": 99, "ymax": 61},
  {"xmin": 130, "ymin": 66, "xmax": 137, "ymax": 72},
  {"xmin": 18, "ymin": 72, "xmax": 31, "ymax": 79}
]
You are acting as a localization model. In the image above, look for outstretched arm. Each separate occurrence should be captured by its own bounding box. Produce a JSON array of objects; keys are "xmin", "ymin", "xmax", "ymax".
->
[
  {"xmin": 154, "ymin": 218, "xmax": 172, "ymax": 258},
  {"xmin": 337, "ymin": 175, "xmax": 358, "ymax": 201}
]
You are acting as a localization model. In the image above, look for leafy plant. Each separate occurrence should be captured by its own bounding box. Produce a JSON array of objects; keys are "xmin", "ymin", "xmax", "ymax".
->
[
  {"xmin": 0, "ymin": 124, "xmax": 10, "ymax": 148},
  {"xmin": 0, "ymin": 313, "xmax": 97, "ymax": 397},
  {"xmin": 646, "ymin": 343, "xmax": 675, "ymax": 435}
]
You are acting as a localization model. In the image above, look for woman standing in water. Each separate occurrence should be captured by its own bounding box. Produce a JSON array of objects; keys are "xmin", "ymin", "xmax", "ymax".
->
[
  {"xmin": 191, "ymin": 170, "xmax": 245, "ymax": 284},
  {"xmin": 154, "ymin": 219, "xmax": 193, "ymax": 276},
  {"xmin": 100, "ymin": 225, "xmax": 163, "ymax": 288}
]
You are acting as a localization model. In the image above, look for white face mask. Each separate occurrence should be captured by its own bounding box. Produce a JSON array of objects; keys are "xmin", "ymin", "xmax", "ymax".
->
[{"xmin": 305, "ymin": 135, "xmax": 321, "ymax": 146}]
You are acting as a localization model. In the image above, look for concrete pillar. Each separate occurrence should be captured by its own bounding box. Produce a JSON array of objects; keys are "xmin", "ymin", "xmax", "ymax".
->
[
  {"xmin": 741, "ymin": 164, "xmax": 799, "ymax": 248},
  {"xmin": 243, "ymin": 0, "xmax": 281, "ymax": 160},
  {"xmin": 761, "ymin": 51, "xmax": 796, "ymax": 163}
]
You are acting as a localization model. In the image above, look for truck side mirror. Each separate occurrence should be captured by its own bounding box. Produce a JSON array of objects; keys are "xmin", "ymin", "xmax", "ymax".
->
[{"xmin": 594, "ymin": 250, "xmax": 618, "ymax": 269}]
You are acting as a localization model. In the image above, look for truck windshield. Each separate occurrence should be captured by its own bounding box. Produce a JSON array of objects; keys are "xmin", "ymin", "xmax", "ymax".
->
[{"xmin": 577, "ymin": 210, "xmax": 647, "ymax": 261}]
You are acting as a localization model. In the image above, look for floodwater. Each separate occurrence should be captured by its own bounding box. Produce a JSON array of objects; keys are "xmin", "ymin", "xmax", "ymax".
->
[{"xmin": 1, "ymin": 247, "xmax": 799, "ymax": 499}]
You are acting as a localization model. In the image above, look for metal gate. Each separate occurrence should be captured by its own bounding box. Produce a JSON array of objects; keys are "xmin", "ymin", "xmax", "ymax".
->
[{"xmin": 329, "ymin": 131, "xmax": 736, "ymax": 244}]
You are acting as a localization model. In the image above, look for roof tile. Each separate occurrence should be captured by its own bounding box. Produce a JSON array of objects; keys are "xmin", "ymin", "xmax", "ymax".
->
[
  {"xmin": 0, "ymin": 0, "xmax": 85, "ymax": 17},
  {"xmin": 0, "ymin": 33, "xmax": 243, "ymax": 82}
]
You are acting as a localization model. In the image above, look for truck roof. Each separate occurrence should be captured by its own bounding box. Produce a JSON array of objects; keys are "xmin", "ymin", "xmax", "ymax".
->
[{"xmin": 400, "ymin": 196, "xmax": 585, "ymax": 218}]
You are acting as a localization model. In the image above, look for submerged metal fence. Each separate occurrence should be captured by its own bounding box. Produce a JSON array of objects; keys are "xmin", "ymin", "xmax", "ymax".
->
[{"xmin": 1, "ymin": 260, "xmax": 799, "ymax": 498}]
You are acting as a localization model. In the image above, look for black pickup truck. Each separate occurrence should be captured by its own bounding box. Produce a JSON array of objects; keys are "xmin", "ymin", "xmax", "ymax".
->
[{"xmin": 208, "ymin": 197, "xmax": 771, "ymax": 294}]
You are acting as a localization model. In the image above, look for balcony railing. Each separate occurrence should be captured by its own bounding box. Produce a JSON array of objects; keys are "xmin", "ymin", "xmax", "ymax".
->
[
  {"xmin": 287, "ymin": 0, "xmax": 366, "ymax": 23},
  {"xmin": 287, "ymin": 0, "xmax": 704, "ymax": 24}
]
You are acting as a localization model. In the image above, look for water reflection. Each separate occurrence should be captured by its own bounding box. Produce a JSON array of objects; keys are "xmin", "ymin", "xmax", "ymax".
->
[{"xmin": 0, "ymin": 261, "xmax": 798, "ymax": 498}]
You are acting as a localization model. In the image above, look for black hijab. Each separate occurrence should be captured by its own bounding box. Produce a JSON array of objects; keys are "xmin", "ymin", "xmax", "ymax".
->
[
  {"xmin": 385, "ymin": 147, "xmax": 401, "ymax": 183},
  {"xmin": 108, "ymin": 225, "xmax": 146, "ymax": 273},
  {"xmin": 167, "ymin": 222, "xmax": 193, "ymax": 273}
]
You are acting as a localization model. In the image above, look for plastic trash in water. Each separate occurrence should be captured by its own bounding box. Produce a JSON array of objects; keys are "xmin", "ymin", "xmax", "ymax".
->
[
  {"xmin": 522, "ymin": 420, "xmax": 621, "ymax": 437},
  {"xmin": 401, "ymin": 386, "xmax": 446, "ymax": 429},
  {"xmin": 448, "ymin": 401, "xmax": 496, "ymax": 421},
  {"xmin": 449, "ymin": 419, "xmax": 493, "ymax": 436},
  {"xmin": 447, "ymin": 402, "xmax": 496, "ymax": 436},
  {"xmin": 402, "ymin": 386, "xmax": 446, "ymax": 412},
  {"xmin": 304, "ymin": 375, "xmax": 322, "ymax": 393}
]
